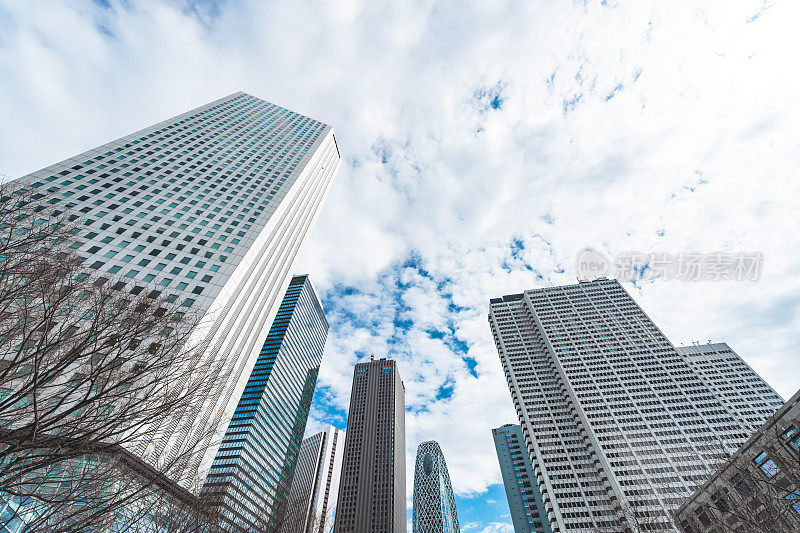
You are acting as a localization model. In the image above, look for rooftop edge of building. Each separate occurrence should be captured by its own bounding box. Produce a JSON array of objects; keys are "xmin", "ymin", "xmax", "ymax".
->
[{"xmin": 489, "ymin": 278, "xmax": 622, "ymax": 305}]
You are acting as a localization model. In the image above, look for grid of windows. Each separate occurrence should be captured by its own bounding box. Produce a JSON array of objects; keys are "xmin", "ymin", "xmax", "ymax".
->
[
  {"xmin": 677, "ymin": 343, "xmax": 783, "ymax": 431},
  {"xmin": 334, "ymin": 359, "xmax": 405, "ymax": 533},
  {"xmin": 11, "ymin": 91, "xmax": 341, "ymax": 488},
  {"xmin": 675, "ymin": 389, "xmax": 800, "ymax": 532},
  {"xmin": 282, "ymin": 426, "xmax": 345, "ymax": 533},
  {"xmin": 412, "ymin": 440, "xmax": 460, "ymax": 533},
  {"xmin": 492, "ymin": 425, "xmax": 552, "ymax": 533},
  {"xmin": 200, "ymin": 275, "xmax": 328, "ymax": 532},
  {"xmin": 489, "ymin": 279, "xmax": 776, "ymax": 532},
  {"xmin": 17, "ymin": 92, "xmax": 331, "ymax": 311}
]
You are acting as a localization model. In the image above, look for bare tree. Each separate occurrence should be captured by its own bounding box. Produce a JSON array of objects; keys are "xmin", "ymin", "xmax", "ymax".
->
[
  {"xmin": 270, "ymin": 488, "xmax": 334, "ymax": 533},
  {"xmin": 591, "ymin": 497, "xmax": 675, "ymax": 533},
  {"xmin": 0, "ymin": 184, "xmax": 215, "ymax": 531},
  {"xmin": 676, "ymin": 421, "xmax": 800, "ymax": 533}
]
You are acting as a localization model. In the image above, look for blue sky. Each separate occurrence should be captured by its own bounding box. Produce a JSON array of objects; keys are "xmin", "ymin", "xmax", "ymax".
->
[{"xmin": 3, "ymin": 1, "xmax": 800, "ymax": 531}]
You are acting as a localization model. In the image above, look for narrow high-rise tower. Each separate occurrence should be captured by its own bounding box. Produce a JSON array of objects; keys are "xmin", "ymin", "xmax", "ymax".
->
[
  {"xmin": 333, "ymin": 358, "xmax": 406, "ymax": 533},
  {"xmin": 201, "ymin": 275, "xmax": 328, "ymax": 531},
  {"xmin": 281, "ymin": 425, "xmax": 345, "ymax": 533},
  {"xmin": 488, "ymin": 278, "xmax": 780, "ymax": 531},
  {"xmin": 412, "ymin": 440, "xmax": 460, "ymax": 533},
  {"xmin": 10, "ymin": 92, "xmax": 341, "ymax": 487},
  {"xmin": 491, "ymin": 425, "xmax": 551, "ymax": 533}
]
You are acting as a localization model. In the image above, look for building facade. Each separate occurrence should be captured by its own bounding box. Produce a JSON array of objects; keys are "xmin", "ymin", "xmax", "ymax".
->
[
  {"xmin": 491, "ymin": 425, "xmax": 551, "ymax": 533},
  {"xmin": 677, "ymin": 342, "xmax": 784, "ymax": 432},
  {"xmin": 675, "ymin": 389, "xmax": 800, "ymax": 533},
  {"xmin": 333, "ymin": 359, "xmax": 406, "ymax": 533},
  {"xmin": 201, "ymin": 275, "xmax": 328, "ymax": 532},
  {"xmin": 488, "ymin": 278, "xmax": 779, "ymax": 531},
  {"xmin": 412, "ymin": 440, "xmax": 460, "ymax": 533},
  {"xmin": 281, "ymin": 425, "xmax": 345, "ymax": 533},
  {"xmin": 10, "ymin": 92, "xmax": 341, "ymax": 487}
]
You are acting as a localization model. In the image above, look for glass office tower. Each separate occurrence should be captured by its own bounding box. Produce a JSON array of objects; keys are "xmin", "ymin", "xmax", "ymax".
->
[
  {"xmin": 412, "ymin": 440, "xmax": 460, "ymax": 533},
  {"xmin": 488, "ymin": 279, "xmax": 780, "ymax": 531},
  {"xmin": 9, "ymin": 92, "xmax": 341, "ymax": 487},
  {"xmin": 492, "ymin": 425, "xmax": 551, "ymax": 533},
  {"xmin": 201, "ymin": 275, "xmax": 329, "ymax": 532}
]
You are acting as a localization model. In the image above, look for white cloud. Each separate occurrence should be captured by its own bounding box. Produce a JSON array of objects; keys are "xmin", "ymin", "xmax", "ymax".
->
[{"xmin": 2, "ymin": 0, "xmax": 800, "ymax": 510}]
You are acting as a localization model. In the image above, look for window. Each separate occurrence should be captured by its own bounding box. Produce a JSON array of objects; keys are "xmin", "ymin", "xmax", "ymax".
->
[
  {"xmin": 760, "ymin": 459, "xmax": 780, "ymax": 478},
  {"xmin": 733, "ymin": 476, "xmax": 752, "ymax": 496},
  {"xmin": 786, "ymin": 490, "xmax": 800, "ymax": 515}
]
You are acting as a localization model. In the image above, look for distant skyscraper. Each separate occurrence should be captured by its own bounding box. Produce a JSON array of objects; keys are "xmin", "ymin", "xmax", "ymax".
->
[
  {"xmin": 282, "ymin": 425, "xmax": 345, "ymax": 533},
  {"xmin": 491, "ymin": 425, "xmax": 551, "ymax": 533},
  {"xmin": 201, "ymin": 275, "xmax": 329, "ymax": 532},
  {"xmin": 488, "ymin": 279, "xmax": 779, "ymax": 531},
  {"xmin": 677, "ymin": 342, "xmax": 784, "ymax": 432},
  {"xmin": 333, "ymin": 358, "xmax": 406, "ymax": 533},
  {"xmin": 412, "ymin": 440, "xmax": 460, "ymax": 533},
  {"xmin": 10, "ymin": 92, "xmax": 341, "ymax": 486}
]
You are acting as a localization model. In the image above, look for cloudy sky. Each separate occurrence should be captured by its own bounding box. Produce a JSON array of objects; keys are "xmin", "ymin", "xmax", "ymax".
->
[{"xmin": 2, "ymin": 0, "xmax": 800, "ymax": 530}]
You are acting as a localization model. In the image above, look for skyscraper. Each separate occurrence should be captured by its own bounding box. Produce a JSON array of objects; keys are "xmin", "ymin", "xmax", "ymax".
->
[
  {"xmin": 488, "ymin": 278, "xmax": 779, "ymax": 531},
  {"xmin": 412, "ymin": 440, "xmax": 460, "ymax": 533},
  {"xmin": 201, "ymin": 275, "xmax": 329, "ymax": 532},
  {"xmin": 333, "ymin": 358, "xmax": 406, "ymax": 533},
  {"xmin": 677, "ymin": 342, "xmax": 784, "ymax": 432},
  {"xmin": 10, "ymin": 92, "xmax": 340, "ymax": 486},
  {"xmin": 491, "ymin": 425, "xmax": 551, "ymax": 533},
  {"xmin": 281, "ymin": 425, "xmax": 345, "ymax": 533}
]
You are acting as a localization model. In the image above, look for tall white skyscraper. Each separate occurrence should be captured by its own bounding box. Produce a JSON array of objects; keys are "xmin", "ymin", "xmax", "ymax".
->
[
  {"xmin": 488, "ymin": 279, "xmax": 780, "ymax": 532},
  {"xmin": 283, "ymin": 426, "xmax": 345, "ymax": 533},
  {"xmin": 677, "ymin": 342, "xmax": 784, "ymax": 432},
  {"xmin": 10, "ymin": 92, "xmax": 341, "ymax": 487}
]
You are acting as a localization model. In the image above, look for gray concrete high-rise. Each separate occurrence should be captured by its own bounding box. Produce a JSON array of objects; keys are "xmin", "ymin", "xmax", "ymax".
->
[
  {"xmin": 201, "ymin": 275, "xmax": 329, "ymax": 531},
  {"xmin": 9, "ymin": 92, "xmax": 341, "ymax": 488},
  {"xmin": 412, "ymin": 440, "xmax": 460, "ymax": 533},
  {"xmin": 281, "ymin": 425, "xmax": 345, "ymax": 533},
  {"xmin": 492, "ymin": 425, "xmax": 551, "ymax": 533},
  {"xmin": 333, "ymin": 358, "xmax": 406, "ymax": 533},
  {"xmin": 488, "ymin": 278, "xmax": 780, "ymax": 532}
]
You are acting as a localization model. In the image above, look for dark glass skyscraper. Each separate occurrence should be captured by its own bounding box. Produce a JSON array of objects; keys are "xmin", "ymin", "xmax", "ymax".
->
[
  {"xmin": 333, "ymin": 358, "xmax": 406, "ymax": 533},
  {"xmin": 412, "ymin": 440, "xmax": 460, "ymax": 533},
  {"xmin": 492, "ymin": 425, "xmax": 551, "ymax": 533},
  {"xmin": 201, "ymin": 275, "xmax": 328, "ymax": 532}
]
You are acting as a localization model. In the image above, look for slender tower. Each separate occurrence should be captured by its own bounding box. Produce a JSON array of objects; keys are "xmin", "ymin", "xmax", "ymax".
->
[
  {"xmin": 412, "ymin": 440, "xmax": 460, "ymax": 533},
  {"xmin": 491, "ymin": 425, "xmax": 551, "ymax": 533},
  {"xmin": 488, "ymin": 278, "xmax": 782, "ymax": 531},
  {"xmin": 201, "ymin": 275, "xmax": 328, "ymax": 531},
  {"xmin": 281, "ymin": 425, "xmax": 345, "ymax": 533},
  {"xmin": 333, "ymin": 358, "xmax": 406, "ymax": 533},
  {"xmin": 9, "ymin": 92, "xmax": 341, "ymax": 487}
]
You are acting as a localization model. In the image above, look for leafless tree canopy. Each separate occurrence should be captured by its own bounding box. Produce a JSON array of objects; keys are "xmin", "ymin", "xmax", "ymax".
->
[
  {"xmin": 273, "ymin": 487, "xmax": 334, "ymax": 533},
  {"xmin": 0, "ymin": 184, "xmax": 215, "ymax": 531},
  {"xmin": 676, "ymin": 421, "xmax": 800, "ymax": 533}
]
